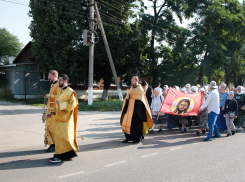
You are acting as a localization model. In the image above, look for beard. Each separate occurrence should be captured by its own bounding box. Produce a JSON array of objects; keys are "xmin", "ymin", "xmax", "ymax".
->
[{"xmin": 59, "ymin": 83, "xmax": 64, "ymax": 88}]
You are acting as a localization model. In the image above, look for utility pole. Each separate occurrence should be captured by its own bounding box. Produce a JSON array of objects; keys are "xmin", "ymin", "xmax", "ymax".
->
[
  {"xmin": 88, "ymin": 0, "xmax": 94, "ymax": 105},
  {"xmin": 94, "ymin": 3, "xmax": 124, "ymax": 101}
]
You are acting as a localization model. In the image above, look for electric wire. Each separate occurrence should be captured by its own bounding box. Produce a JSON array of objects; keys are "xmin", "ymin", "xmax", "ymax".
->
[{"xmin": 1, "ymin": 0, "xmax": 177, "ymax": 43}]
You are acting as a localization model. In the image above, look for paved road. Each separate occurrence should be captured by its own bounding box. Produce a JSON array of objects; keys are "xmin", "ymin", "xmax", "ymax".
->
[{"xmin": 0, "ymin": 100, "xmax": 245, "ymax": 182}]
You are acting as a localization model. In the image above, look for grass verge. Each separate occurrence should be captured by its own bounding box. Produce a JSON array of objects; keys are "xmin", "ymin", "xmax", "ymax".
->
[{"xmin": 78, "ymin": 100, "xmax": 123, "ymax": 111}]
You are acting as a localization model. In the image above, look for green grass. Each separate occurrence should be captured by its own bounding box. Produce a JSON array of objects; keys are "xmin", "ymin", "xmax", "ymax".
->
[
  {"xmin": 78, "ymin": 99, "xmax": 123, "ymax": 111},
  {"xmin": 1, "ymin": 95, "xmax": 123, "ymax": 111}
]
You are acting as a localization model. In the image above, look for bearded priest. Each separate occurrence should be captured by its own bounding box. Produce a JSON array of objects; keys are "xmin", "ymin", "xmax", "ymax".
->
[
  {"xmin": 44, "ymin": 70, "xmax": 59, "ymax": 152},
  {"xmin": 120, "ymin": 76, "xmax": 153, "ymax": 144},
  {"xmin": 47, "ymin": 74, "xmax": 79, "ymax": 163}
]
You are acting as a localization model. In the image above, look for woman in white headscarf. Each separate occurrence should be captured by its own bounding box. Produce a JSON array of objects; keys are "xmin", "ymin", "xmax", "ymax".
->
[
  {"xmin": 234, "ymin": 86, "xmax": 245, "ymax": 130},
  {"xmin": 163, "ymin": 85, "xmax": 169, "ymax": 98},
  {"xmin": 149, "ymin": 87, "xmax": 165, "ymax": 133},
  {"xmin": 196, "ymin": 88, "xmax": 208, "ymax": 136}
]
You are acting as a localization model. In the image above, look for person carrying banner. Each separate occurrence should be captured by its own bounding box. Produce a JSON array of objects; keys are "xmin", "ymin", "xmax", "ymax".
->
[
  {"xmin": 120, "ymin": 76, "xmax": 153, "ymax": 143},
  {"xmin": 149, "ymin": 87, "xmax": 165, "ymax": 133},
  {"xmin": 47, "ymin": 74, "xmax": 79, "ymax": 163},
  {"xmin": 44, "ymin": 70, "xmax": 59, "ymax": 152},
  {"xmin": 199, "ymin": 81, "xmax": 221, "ymax": 141},
  {"xmin": 196, "ymin": 88, "xmax": 208, "ymax": 136},
  {"xmin": 179, "ymin": 88, "xmax": 188, "ymax": 133}
]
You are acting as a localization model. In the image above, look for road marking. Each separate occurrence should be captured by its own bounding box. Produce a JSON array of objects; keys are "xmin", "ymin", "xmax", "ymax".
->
[
  {"xmin": 193, "ymin": 142, "xmax": 200, "ymax": 145},
  {"xmin": 170, "ymin": 147, "xmax": 183, "ymax": 151},
  {"xmin": 105, "ymin": 161, "xmax": 127, "ymax": 167},
  {"xmin": 57, "ymin": 171, "xmax": 85, "ymax": 179},
  {"xmin": 141, "ymin": 153, "xmax": 158, "ymax": 158}
]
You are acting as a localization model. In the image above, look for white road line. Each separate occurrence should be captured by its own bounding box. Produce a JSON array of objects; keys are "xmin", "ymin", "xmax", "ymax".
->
[
  {"xmin": 170, "ymin": 147, "xmax": 183, "ymax": 151},
  {"xmin": 141, "ymin": 153, "xmax": 159, "ymax": 158},
  {"xmin": 57, "ymin": 171, "xmax": 85, "ymax": 179},
  {"xmin": 105, "ymin": 161, "xmax": 127, "ymax": 167},
  {"xmin": 193, "ymin": 142, "xmax": 200, "ymax": 145}
]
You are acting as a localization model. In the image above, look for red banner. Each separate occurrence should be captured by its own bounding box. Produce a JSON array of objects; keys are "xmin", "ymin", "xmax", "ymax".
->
[{"xmin": 160, "ymin": 87, "xmax": 203, "ymax": 116}]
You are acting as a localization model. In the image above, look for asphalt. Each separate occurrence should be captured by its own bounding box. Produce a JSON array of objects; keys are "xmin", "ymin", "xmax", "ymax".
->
[{"xmin": 0, "ymin": 100, "xmax": 245, "ymax": 182}]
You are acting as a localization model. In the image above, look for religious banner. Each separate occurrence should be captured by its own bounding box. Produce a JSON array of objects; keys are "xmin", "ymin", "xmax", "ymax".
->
[{"xmin": 160, "ymin": 87, "xmax": 203, "ymax": 116}]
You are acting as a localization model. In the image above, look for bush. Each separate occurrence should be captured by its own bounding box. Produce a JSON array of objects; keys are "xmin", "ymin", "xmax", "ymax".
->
[{"xmin": 0, "ymin": 86, "xmax": 14, "ymax": 100}]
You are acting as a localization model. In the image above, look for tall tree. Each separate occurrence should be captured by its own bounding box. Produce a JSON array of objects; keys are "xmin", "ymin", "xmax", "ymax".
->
[
  {"xmin": 29, "ymin": 0, "xmax": 89, "ymax": 84},
  {"xmin": 183, "ymin": 0, "xmax": 245, "ymax": 84},
  {"xmin": 140, "ymin": 0, "xmax": 193, "ymax": 87},
  {"xmin": 0, "ymin": 28, "xmax": 23, "ymax": 63}
]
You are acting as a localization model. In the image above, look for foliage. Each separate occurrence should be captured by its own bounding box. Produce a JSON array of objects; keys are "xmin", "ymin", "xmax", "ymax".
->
[
  {"xmin": 175, "ymin": 0, "xmax": 245, "ymax": 85},
  {"xmin": 29, "ymin": 0, "xmax": 89, "ymax": 84},
  {"xmin": 0, "ymin": 86, "xmax": 14, "ymax": 100},
  {"xmin": 0, "ymin": 28, "xmax": 23, "ymax": 62}
]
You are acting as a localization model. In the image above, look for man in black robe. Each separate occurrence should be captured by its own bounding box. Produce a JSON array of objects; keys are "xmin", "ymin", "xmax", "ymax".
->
[{"xmin": 120, "ymin": 76, "xmax": 153, "ymax": 144}]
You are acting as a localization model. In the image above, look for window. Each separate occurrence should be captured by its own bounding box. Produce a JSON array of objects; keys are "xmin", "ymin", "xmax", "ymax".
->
[{"xmin": 40, "ymin": 72, "xmax": 49, "ymax": 81}]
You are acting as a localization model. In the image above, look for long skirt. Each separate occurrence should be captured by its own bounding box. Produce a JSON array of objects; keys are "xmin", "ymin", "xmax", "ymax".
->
[
  {"xmin": 235, "ymin": 109, "xmax": 245, "ymax": 127},
  {"xmin": 179, "ymin": 116, "xmax": 188, "ymax": 125},
  {"xmin": 198, "ymin": 108, "xmax": 208, "ymax": 129},
  {"xmin": 216, "ymin": 107, "xmax": 227, "ymax": 130},
  {"xmin": 152, "ymin": 111, "xmax": 166, "ymax": 127},
  {"xmin": 167, "ymin": 114, "xmax": 180, "ymax": 128}
]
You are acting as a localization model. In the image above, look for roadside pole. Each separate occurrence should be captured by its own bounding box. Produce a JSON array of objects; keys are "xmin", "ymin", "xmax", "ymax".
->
[
  {"xmin": 88, "ymin": 0, "xmax": 94, "ymax": 105},
  {"xmin": 94, "ymin": 2, "xmax": 124, "ymax": 101}
]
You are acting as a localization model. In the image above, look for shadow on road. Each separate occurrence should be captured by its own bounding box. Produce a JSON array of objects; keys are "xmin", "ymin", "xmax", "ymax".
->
[
  {"xmin": 0, "ymin": 158, "xmax": 63, "ymax": 170},
  {"xmin": 0, "ymin": 149, "xmax": 46, "ymax": 159}
]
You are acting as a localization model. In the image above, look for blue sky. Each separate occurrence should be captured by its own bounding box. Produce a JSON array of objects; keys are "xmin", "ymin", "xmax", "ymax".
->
[{"xmin": 0, "ymin": 0, "xmax": 244, "ymax": 47}]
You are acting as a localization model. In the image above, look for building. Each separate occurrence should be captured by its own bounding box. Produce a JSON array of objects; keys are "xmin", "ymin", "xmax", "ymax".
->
[{"xmin": 0, "ymin": 42, "xmax": 50, "ymax": 99}]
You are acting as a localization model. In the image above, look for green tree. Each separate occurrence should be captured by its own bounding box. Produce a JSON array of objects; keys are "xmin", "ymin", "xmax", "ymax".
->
[
  {"xmin": 183, "ymin": 0, "xmax": 245, "ymax": 84},
  {"xmin": 0, "ymin": 28, "xmax": 23, "ymax": 63},
  {"xmin": 139, "ymin": 0, "xmax": 194, "ymax": 87},
  {"xmin": 29, "ymin": 0, "xmax": 89, "ymax": 84}
]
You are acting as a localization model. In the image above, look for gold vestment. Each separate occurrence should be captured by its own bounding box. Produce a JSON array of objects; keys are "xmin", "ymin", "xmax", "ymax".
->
[
  {"xmin": 120, "ymin": 85, "xmax": 153, "ymax": 135},
  {"xmin": 46, "ymin": 81, "xmax": 59, "ymax": 145},
  {"xmin": 52, "ymin": 87, "xmax": 79, "ymax": 155}
]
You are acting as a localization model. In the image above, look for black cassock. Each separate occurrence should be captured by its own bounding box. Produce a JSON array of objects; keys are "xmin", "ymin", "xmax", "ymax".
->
[{"xmin": 123, "ymin": 99, "xmax": 147, "ymax": 142}]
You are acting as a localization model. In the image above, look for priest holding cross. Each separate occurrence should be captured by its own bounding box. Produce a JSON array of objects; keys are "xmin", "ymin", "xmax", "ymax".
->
[{"xmin": 120, "ymin": 76, "xmax": 153, "ymax": 144}]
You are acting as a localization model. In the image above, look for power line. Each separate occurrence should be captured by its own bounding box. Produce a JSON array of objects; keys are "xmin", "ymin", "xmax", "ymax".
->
[
  {"xmin": 1, "ymin": 0, "xmax": 89, "ymax": 19},
  {"xmin": 1, "ymin": 0, "xmax": 178, "ymax": 43}
]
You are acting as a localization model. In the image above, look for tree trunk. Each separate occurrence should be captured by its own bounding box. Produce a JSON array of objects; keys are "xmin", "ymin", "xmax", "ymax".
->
[
  {"xmin": 197, "ymin": 65, "xmax": 204, "ymax": 84},
  {"xmin": 102, "ymin": 88, "xmax": 108, "ymax": 100},
  {"xmin": 233, "ymin": 72, "xmax": 237, "ymax": 87}
]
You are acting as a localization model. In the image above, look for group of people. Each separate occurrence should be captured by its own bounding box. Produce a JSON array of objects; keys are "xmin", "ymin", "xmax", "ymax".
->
[
  {"xmin": 120, "ymin": 77, "xmax": 245, "ymax": 143},
  {"xmin": 43, "ymin": 73, "xmax": 245, "ymax": 163}
]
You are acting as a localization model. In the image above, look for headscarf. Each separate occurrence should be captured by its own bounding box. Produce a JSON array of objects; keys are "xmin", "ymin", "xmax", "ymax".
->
[
  {"xmin": 154, "ymin": 87, "xmax": 163, "ymax": 97},
  {"xmin": 191, "ymin": 86, "xmax": 198, "ymax": 93},
  {"xmin": 236, "ymin": 86, "xmax": 243, "ymax": 95},
  {"xmin": 181, "ymin": 88, "xmax": 186, "ymax": 93},
  {"xmin": 164, "ymin": 85, "xmax": 169, "ymax": 92}
]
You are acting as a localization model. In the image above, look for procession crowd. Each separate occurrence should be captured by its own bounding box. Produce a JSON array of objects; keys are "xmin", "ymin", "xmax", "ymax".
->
[{"xmin": 141, "ymin": 80, "xmax": 245, "ymax": 140}]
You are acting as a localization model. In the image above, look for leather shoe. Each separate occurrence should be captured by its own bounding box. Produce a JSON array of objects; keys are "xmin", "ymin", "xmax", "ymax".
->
[
  {"xmin": 46, "ymin": 144, "xmax": 55, "ymax": 152},
  {"xmin": 122, "ymin": 139, "xmax": 128, "ymax": 143},
  {"xmin": 203, "ymin": 138, "xmax": 212, "ymax": 141}
]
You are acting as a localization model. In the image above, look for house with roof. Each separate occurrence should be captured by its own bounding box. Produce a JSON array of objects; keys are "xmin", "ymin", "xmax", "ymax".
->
[{"xmin": 0, "ymin": 41, "xmax": 50, "ymax": 99}]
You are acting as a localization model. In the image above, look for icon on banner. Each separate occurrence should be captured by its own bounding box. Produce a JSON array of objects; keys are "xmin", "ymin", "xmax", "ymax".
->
[{"xmin": 171, "ymin": 97, "xmax": 194, "ymax": 115}]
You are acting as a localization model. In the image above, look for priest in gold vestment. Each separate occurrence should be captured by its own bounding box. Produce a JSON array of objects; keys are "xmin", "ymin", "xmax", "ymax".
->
[
  {"xmin": 47, "ymin": 74, "xmax": 79, "ymax": 163},
  {"xmin": 45, "ymin": 70, "xmax": 59, "ymax": 152},
  {"xmin": 120, "ymin": 76, "xmax": 153, "ymax": 144}
]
